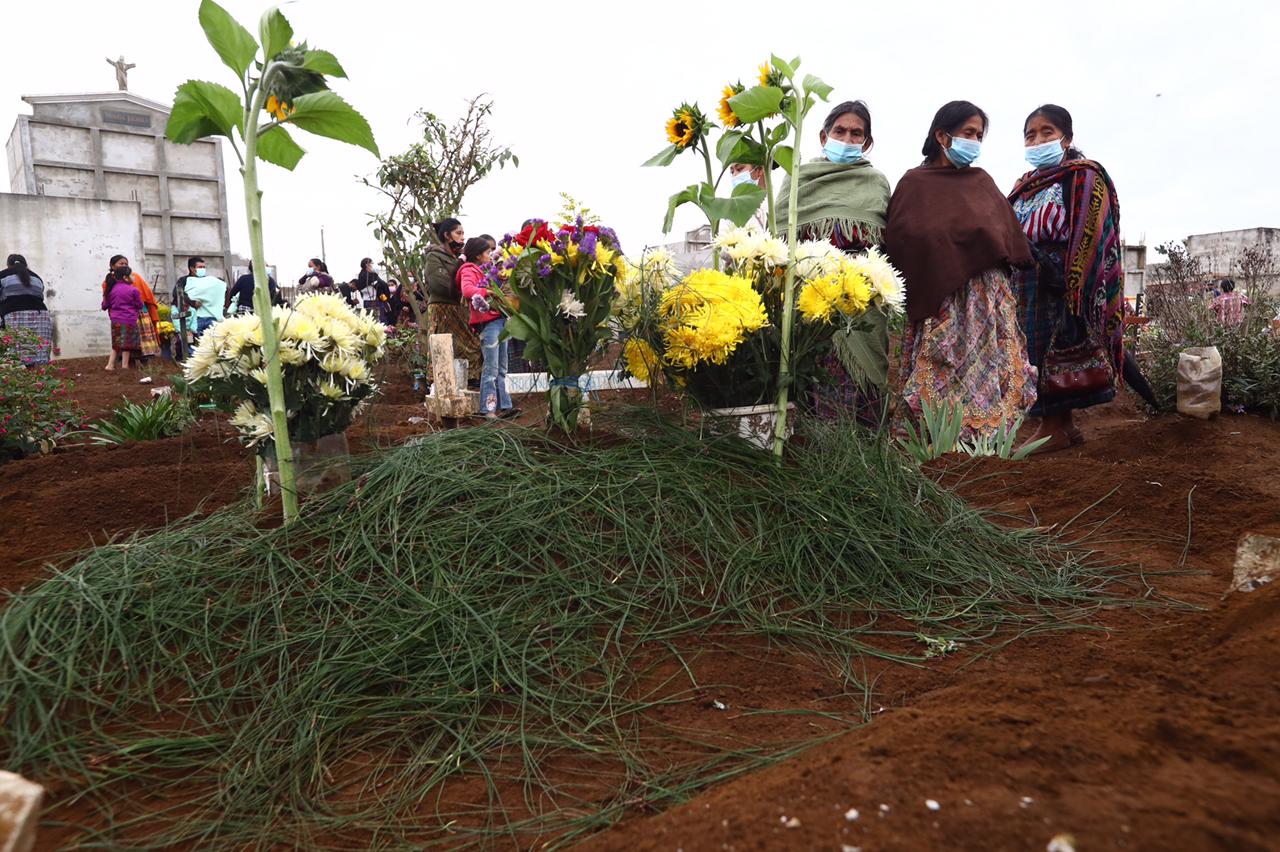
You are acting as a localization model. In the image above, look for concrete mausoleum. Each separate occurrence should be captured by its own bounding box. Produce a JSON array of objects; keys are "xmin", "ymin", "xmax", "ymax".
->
[{"xmin": 4, "ymin": 88, "xmax": 233, "ymax": 357}]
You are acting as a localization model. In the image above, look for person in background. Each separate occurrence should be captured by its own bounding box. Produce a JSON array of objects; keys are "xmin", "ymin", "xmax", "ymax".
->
[
  {"xmin": 424, "ymin": 218, "xmax": 481, "ymax": 384},
  {"xmin": 183, "ymin": 256, "xmax": 228, "ymax": 342},
  {"xmin": 170, "ymin": 258, "xmax": 200, "ymax": 361},
  {"xmin": 339, "ymin": 279, "xmax": 363, "ymax": 309},
  {"xmin": 729, "ymin": 163, "xmax": 769, "ymax": 231},
  {"xmin": 776, "ymin": 100, "xmax": 893, "ymax": 428},
  {"xmin": 104, "ymin": 254, "xmax": 160, "ymax": 360},
  {"xmin": 886, "ymin": 100, "xmax": 1038, "ymax": 444},
  {"xmin": 298, "ymin": 258, "xmax": 335, "ymax": 294},
  {"xmin": 1009, "ymin": 104, "xmax": 1126, "ymax": 451},
  {"xmin": 1212, "ymin": 278, "xmax": 1250, "ymax": 326},
  {"xmin": 227, "ymin": 260, "xmax": 283, "ymax": 315},
  {"xmin": 357, "ymin": 257, "xmax": 387, "ymax": 307},
  {"xmin": 0, "ymin": 254, "xmax": 53, "ymax": 365},
  {"xmin": 102, "ymin": 264, "xmax": 143, "ymax": 370},
  {"xmin": 384, "ymin": 278, "xmax": 405, "ymax": 325},
  {"xmin": 458, "ymin": 237, "xmax": 517, "ymax": 419}
]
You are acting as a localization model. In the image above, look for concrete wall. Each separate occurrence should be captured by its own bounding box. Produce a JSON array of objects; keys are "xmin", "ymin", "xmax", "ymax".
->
[
  {"xmin": 0, "ymin": 192, "xmax": 145, "ymax": 358},
  {"xmin": 1185, "ymin": 228, "xmax": 1280, "ymax": 292}
]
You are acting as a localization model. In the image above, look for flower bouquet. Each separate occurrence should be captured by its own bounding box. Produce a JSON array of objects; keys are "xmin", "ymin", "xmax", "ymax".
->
[
  {"xmin": 490, "ymin": 216, "xmax": 627, "ymax": 433},
  {"xmin": 184, "ymin": 294, "xmax": 385, "ymax": 487},
  {"xmin": 617, "ymin": 226, "xmax": 904, "ymax": 444}
]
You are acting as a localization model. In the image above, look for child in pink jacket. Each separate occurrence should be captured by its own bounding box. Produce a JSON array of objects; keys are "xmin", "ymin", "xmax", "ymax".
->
[{"xmin": 456, "ymin": 238, "xmax": 516, "ymax": 419}]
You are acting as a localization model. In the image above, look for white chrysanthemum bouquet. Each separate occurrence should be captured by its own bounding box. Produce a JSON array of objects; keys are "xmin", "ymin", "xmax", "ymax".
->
[{"xmin": 184, "ymin": 294, "xmax": 387, "ymax": 451}]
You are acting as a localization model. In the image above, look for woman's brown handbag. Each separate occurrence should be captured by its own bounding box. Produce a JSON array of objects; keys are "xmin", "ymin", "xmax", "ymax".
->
[{"xmin": 1041, "ymin": 337, "xmax": 1113, "ymax": 401}]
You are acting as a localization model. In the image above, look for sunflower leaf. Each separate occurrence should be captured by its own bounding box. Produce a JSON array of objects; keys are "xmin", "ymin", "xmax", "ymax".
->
[
  {"xmin": 285, "ymin": 90, "xmax": 379, "ymax": 156},
  {"xmin": 803, "ymin": 74, "xmax": 833, "ymax": 101},
  {"xmin": 198, "ymin": 0, "xmax": 258, "ymax": 79},
  {"xmin": 716, "ymin": 131, "xmax": 764, "ymax": 168},
  {"xmin": 259, "ymin": 7, "xmax": 293, "ymax": 62},
  {"xmin": 301, "ymin": 49, "xmax": 347, "ymax": 78},
  {"xmin": 729, "ymin": 86, "xmax": 784, "ymax": 124},
  {"xmin": 256, "ymin": 125, "xmax": 305, "ymax": 170},
  {"xmin": 769, "ymin": 54, "xmax": 795, "ymax": 79},
  {"xmin": 166, "ymin": 80, "xmax": 244, "ymax": 143},
  {"xmin": 700, "ymin": 183, "xmax": 767, "ymax": 228},
  {"xmin": 663, "ymin": 184, "xmax": 702, "ymax": 234},
  {"xmin": 773, "ymin": 145, "xmax": 795, "ymax": 175},
  {"xmin": 643, "ymin": 145, "xmax": 681, "ymax": 168}
]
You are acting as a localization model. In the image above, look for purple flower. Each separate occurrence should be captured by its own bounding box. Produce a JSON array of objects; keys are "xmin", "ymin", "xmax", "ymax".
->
[
  {"xmin": 577, "ymin": 231, "xmax": 598, "ymax": 260},
  {"xmin": 598, "ymin": 227, "xmax": 621, "ymax": 252},
  {"xmin": 536, "ymin": 254, "xmax": 553, "ymax": 277}
]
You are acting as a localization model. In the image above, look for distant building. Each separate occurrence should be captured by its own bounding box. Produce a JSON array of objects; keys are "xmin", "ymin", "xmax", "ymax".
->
[
  {"xmin": 7, "ymin": 90, "xmax": 234, "ymax": 285},
  {"xmin": 661, "ymin": 224, "xmax": 714, "ymax": 272},
  {"xmin": 1122, "ymin": 242, "xmax": 1147, "ymax": 302},
  {"xmin": 4, "ymin": 89, "xmax": 234, "ymax": 356},
  {"xmin": 1185, "ymin": 227, "xmax": 1280, "ymax": 292}
]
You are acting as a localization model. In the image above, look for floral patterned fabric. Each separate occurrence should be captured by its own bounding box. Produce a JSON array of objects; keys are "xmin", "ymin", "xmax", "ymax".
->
[{"xmin": 896, "ymin": 268, "xmax": 1038, "ymax": 442}]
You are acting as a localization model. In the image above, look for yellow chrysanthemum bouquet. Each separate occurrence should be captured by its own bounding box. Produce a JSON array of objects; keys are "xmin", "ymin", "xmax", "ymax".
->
[
  {"xmin": 618, "ymin": 226, "xmax": 903, "ymax": 409},
  {"xmin": 184, "ymin": 293, "xmax": 386, "ymax": 451}
]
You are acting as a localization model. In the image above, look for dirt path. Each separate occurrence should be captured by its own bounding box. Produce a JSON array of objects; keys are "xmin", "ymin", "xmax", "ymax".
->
[{"xmin": 580, "ymin": 399, "xmax": 1280, "ymax": 852}]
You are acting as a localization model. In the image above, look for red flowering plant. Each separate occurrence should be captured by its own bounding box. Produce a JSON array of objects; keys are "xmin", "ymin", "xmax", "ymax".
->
[{"xmin": 0, "ymin": 328, "xmax": 83, "ymax": 459}]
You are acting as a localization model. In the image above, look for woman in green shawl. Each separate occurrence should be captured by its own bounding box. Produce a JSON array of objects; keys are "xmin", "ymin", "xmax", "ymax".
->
[{"xmin": 776, "ymin": 100, "xmax": 892, "ymax": 427}]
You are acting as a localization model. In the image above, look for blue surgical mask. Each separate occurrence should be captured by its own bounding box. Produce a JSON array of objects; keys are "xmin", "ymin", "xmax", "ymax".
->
[
  {"xmin": 194, "ymin": 268, "xmax": 208, "ymax": 278},
  {"xmin": 1025, "ymin": 138, "xmax": 1066, "ymax": 169},
  {"xmin": 730, "ymin": 170, "xmax": 757, "ymax": 189},
  {"xmin": 944, "ymin": 136, "xmax": 982, "ymax": 168},
  {"xmin": 823, "ymin": 138, "xmax": 864, "ymax": 164}
]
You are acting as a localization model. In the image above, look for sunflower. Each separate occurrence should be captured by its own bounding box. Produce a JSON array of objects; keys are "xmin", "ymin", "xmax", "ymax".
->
[
  {"xmin": 665, "ymin": 109, "xmax": 696, "ymax": 148},
  {"xmin": 757, "ymin": 61, "xmax": 787, "ymax": 89},
  {"xmin": 265, "ymin": 94, "xmax": 292, "ymax": 121},
  {"xmin": 718, "ymin": 82, "xmax": 744, "ymax": 128}
]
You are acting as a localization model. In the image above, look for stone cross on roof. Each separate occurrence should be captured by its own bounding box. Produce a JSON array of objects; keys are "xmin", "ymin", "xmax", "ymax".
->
[{"xmin": 106, "ymin": 56, "xmax": 136, "ymax": 91}]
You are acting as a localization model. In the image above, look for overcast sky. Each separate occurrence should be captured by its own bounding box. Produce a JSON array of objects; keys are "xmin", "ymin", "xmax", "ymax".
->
[{"xmin": 4, "ymin": 0, "xmax": 1276, "ymax": 280}]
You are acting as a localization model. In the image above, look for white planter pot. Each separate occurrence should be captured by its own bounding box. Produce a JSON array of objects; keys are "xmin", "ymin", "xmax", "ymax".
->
[{"xmin": 709, "ymin": 403, "xmax": 795, "ymax": 451}]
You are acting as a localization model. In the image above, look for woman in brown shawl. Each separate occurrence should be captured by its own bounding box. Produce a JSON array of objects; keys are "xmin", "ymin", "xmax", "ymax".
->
[
  {"xmin": 423, "ymin": 218, "xmax": 481, "ymax": 383},
  {"xmin": 884, "ymin": 101, "xmax": 1037, "ymax": 442}
]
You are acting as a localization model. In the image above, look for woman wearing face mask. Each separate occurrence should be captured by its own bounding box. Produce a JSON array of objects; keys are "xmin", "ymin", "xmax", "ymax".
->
[
  {"xmin": 298, "ymin": 258, "xmax": 335, "ymax": 294},
  {"xmin": 1008, "ymin": 105, "xmax": 1125, "ymax": 451},
  {"xmin": 774, "ymin": 100, "xmax": 893, "ymax": 428},
  {"xmin": 885, "ymin": 100, "xmax": 1038, "ymax": 443},
  {"xmin": 424, "ymin": 218, "xmax": 481, "ymax": 384}
]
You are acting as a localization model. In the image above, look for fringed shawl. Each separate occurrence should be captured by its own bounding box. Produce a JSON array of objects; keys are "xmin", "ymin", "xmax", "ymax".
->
[
  {"xmin": 775, "ymin": 159, "xmax": 890, "ymax": 247},
  {"xmin": 1009, "ymin": 159, "xmax": 1125, "ymax": 375}
]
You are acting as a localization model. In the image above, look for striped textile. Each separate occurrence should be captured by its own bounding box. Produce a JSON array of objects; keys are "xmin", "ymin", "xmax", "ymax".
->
[{"xmin": 2, "ymin": 310, "xmax": 53, "ymax": 364}]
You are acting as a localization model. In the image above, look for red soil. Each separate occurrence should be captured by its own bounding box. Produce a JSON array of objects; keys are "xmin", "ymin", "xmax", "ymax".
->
[{"xmin": 3, "ymin": 365, "xmax": 1279, "ymax": 851}]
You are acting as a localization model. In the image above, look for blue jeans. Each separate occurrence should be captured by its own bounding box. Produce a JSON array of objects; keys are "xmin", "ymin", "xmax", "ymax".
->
[
  {"xmin": 478, "ymin": 318, "xmax": 511, "ymax": 413},
  {"xmin": 193, "ymin": 316, "xmax": 215, "ymax": 343}
]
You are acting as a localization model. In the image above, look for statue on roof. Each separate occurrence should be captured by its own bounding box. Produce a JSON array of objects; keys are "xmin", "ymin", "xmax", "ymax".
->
[{"xmin": 106, "ymin": 56, "xmax": 136, "ymax": 91}]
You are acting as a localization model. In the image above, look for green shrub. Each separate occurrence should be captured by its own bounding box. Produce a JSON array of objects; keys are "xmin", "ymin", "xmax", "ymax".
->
[
  {"xmin": 0, "ymin": 328, "xmax": 83, "ymax": 458},
  {"xmin": 85, "ymin": 395, "xmax": 197, "ymax": 445}
]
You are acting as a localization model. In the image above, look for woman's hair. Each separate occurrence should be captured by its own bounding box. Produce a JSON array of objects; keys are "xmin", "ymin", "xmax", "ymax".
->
[
  {"xmin": 1221, "ymin": 278, "xmax": 1236, "ymax": 293},
  {"xmin": 822, "ymin": 100, "xmax": 873, "ymax": 147},
  {"xmin": 360, "ymin": 257, "xmax": 374, "ymax": 270},
  {"xmin": 309, "ymin": 258, "xmax": 327, "ymax": 273},
  {"xmin": 1023, "ymin": 103, "xmax": 1084, "ymax": 159},
  {"xmin": 110, "ymin": 254, "xmax": 127, "ymax": 267},
  {"xmin": 921, "ymin": 100, "xmax": 989, "ymax": 160},
  {"xmin": 6, "ymin": 253, "xmax": 31, "ymax": 286},
  {"xmin": 479, "ymin": 233, "xmax": 497, "ymax": 247},
  {"xmin": 462, "ymin": 237, "xmax": 491, "ymax": 263},
  {"xmin": 433, "ymin": 218, "xmax": 463, "ymax": 242},
  {"xmin": 104, "ymin": 266, "xmax": 131, "ymax": 291}
]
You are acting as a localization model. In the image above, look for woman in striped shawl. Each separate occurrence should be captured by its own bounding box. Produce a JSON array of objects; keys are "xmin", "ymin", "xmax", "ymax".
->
[{"xmin": 1009, "ymin": 104, "xmax": 1125, "ymax": 452}]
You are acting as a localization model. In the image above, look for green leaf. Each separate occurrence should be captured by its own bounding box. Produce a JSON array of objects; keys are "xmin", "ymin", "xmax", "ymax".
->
[
  {"xmin": 773, "ymin": 145, "xmax": 795, "ymax": 175},
  {"xmin": 728, "ymin": 86, "xmax": 784, "ymax": 124},
  {"xmin": 198, "ymin": 0, "xmax": 258, "ymax": 79},
  {"xmin": 285, "ymin": 90, "xmax": 379, "ymax": 156},
  {"xmin": 502, "ymin": 314, "xmax": 535, "ymax": 342},
  {"xmin": 166, "ymin": 80, "xmax": 244, "ymax": 143},
  {"xmin": 767, "ymin": 123, "xmax": 789, "ymax": 146},
  {"xmin": 256, "ymin": 125, "xmax": 305, "ymax": 170},
  {"xmin": 802, "ymin": 74, "xmax": 833, "ymax": 101},
  {"xmin": 769, "ymin": 54, "xmax": 795, "ymax": 78},
  {"xmin": 701, "ymin": 183, "xmax": 767, "ymax": 228},
  {"xmin": 301, "ymin": 49, "xmax": 347, "ymax": 78},
  {"xmin": 716, "ymin": 130, "xmax": 765, "ymax": 168},
  {"xmin": 663, "ymin": 184, "xmax": 702, "ymax": 234},
  {"xmin": 643, "ymin": 144, "xmax": 681, "ymax": 167},
  {"xmin": 259, "ymin": 8, "xmax": 293, "ymax": 62}
]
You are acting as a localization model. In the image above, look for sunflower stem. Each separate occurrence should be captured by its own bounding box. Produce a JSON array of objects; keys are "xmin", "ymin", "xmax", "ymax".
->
[
  {"xmin": 700, "ymin": 141, "xmax": 720, "ymax": 271},
  {"xmin": 773, "ymin": 92, "xmax": 806, "ymax": 462},
  {"xmin": 759, "ymin": 122, "xmax": 777, "ymax": 236}
]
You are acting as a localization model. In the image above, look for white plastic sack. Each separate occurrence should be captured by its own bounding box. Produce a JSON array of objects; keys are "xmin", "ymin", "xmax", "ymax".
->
[{"xmin": 1177, "ymin": 346, "xmax": 1222, "ymax": 419}]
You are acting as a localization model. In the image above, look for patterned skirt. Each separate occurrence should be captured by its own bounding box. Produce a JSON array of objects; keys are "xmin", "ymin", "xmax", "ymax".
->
[
  {"xmin": 2, "ymin": 310, "xmax": 53, "ymax": 364},
  {"xmin": 896, "ymin": 269, "xmax": 1038, "ymax": 443},
  {"xmin": 111, "ymin": 321, "xmax": 141, "ymax": 352},
  {"xmin": 811, "ymin": 352, "xmax": 885, "ymax": 430},
  {"xmin": 138, "ymin": 315, "xmax": 161, "ymax": 357},
  {"xmin": 427, "ymin": 302, "xmax": 482, "ymax": 381}
]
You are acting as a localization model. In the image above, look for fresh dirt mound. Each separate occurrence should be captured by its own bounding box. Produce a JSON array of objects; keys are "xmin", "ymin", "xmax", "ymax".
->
[{"xmin": 580, "ymin": 397, "xmax": 1280, "ymax": 852}]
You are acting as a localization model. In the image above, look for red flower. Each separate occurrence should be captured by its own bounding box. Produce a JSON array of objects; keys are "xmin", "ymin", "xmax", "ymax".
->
[{"xmin": 514, "ymin": 222, "xmax": 555, "ymax": 248}]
